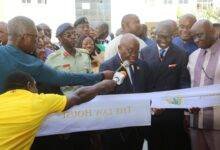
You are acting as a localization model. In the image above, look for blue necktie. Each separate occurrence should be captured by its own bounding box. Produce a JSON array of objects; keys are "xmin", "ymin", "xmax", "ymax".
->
[{"xmin": 160, "ymin": 49, "xmax": 166, "ymax": 59}]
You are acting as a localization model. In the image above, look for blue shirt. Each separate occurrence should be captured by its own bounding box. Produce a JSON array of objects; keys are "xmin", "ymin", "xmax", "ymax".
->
[
  {"xmin": 142, "ymin": 37, "xmax": 156, "ymax": 48},
  {"xmin": 0, "ymin": 45, "xmax": 103, "ymax": 93},
  {"xmin": 172, "ymin": 36, "xmax": 198, "ymax": 55}
]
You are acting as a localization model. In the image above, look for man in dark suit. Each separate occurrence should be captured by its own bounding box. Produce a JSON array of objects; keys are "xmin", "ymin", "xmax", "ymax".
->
[
  {"xmin": 140, "ymin": 21, "xmax": 191, "ymax": 150},
  {"xmin": 100, "ymin": 33, "xmax": 152, "ymax": 150}
]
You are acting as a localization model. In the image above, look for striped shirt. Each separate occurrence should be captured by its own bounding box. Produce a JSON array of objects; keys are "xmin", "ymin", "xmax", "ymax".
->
[{"xmin": 187, "ymin": 39, "xmax": 220, "ymax": 129}]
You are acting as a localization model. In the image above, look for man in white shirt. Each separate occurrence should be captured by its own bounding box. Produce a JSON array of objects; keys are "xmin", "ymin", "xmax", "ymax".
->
[
  {"xmin": 188, "ymin": 19, "xmax": 220, "ymax": 150},
  {"xmin": 104, "ymin": 14, "xmax": 146, "ymax": 60}
]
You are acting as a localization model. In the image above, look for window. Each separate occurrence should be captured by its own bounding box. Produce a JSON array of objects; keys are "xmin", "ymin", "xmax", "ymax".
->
[
  {"xmin": 38, "ymin": 0, "xmax": 47, "ymax": 4},
  {"xmin": 164, "ymin": 0, "xmax": 172, "ymax": 4},
  {"xmin": 22, "ymin": 0, "xmax": 31, "ymax": 3},
  {"xmin": 179, "ymin": 0, "xmax": 188, "ymax": 4},
  {"xmin": 197, "ymin": 0, "xmax": 213, "ymax": 10}
]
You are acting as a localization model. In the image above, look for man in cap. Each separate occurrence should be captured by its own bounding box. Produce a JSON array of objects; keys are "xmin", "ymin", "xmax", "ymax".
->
[
  {"xmin": 45, "ymin": 23, "xmax": 96, "ymax": 149},
  {"xmin": 0, "ymin": 21, "xmax": 8, "ymax": 45},
  {"xmin": 74, "ymin": 16, "xmax": 90, "ymax": 37},
  {"xmin": 46, "ymin": 23, "xmax": 93, "ymax": 95},
  {"xmin": 104, "ymin": 14, "xmax": 146, "ymax": 60},
  {"xmin": 173, "ymin": 14, "xmax": 198, "ymax": 55}
]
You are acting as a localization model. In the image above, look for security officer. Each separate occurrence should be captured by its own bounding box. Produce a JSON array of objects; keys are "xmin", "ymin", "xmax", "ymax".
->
[
  {"xmin": 46, "ymin": 23, "xmax": 97, "ymax": 150},
  {"xmin": 46, "ymin": 23, "xmax": 92, "ymax": 96}
]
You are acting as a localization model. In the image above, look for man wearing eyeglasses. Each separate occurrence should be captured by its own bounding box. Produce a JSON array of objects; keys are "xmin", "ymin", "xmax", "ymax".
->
[
  {"xmin": 45, "ymin": 22, "xmax": 101, "ymax": 150},
  {"xmin": 187, "ymin": 19, "xmax": 220, "ymax": 150},
  {"xmin": 46, "ymin": 23, "xmax": 93, "ymax": 96}
]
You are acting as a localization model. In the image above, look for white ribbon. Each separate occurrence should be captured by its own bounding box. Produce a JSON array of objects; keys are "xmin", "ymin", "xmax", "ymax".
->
[{"xmin": 37, "ymin": 84, "xmax": 220, "ymax": 137}]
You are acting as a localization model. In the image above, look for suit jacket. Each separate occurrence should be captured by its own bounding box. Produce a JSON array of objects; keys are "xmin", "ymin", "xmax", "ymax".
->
[
  {"xmin": 140, "ymin": 43, "xmax": 190, "ymax": 91},
  {"xmin": 140, "ymin": 43, "xmax": 190, "ymax": 127},
  {"xmin": 99, "ymin": 54, "xmax": 151, "ymax": 150},
  {"xmin": 100, "ymin": 54, "xmax": 152, "ymax": 94}
]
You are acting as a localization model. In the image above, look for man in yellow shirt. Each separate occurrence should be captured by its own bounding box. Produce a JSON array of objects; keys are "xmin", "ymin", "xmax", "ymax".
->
[{"xmin": 0, "ymin": 71, "xmax": 116, "ymax": 150}]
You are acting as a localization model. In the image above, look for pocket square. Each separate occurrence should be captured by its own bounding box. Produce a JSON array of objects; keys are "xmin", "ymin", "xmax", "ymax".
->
[{"xmin": 168, "ymin": 64, "xmax": 177, "ymax": 68}]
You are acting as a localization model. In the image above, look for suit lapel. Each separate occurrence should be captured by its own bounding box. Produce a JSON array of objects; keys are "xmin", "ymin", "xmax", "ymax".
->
[{"xmin": 154, "ymin": 45, "xmax": 177, "ymax": 81}]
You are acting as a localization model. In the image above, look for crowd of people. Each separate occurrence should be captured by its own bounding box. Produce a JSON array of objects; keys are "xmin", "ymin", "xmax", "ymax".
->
[{"xmin": 0, "ymin": 12, "xmax": 220, "ymax": 150}]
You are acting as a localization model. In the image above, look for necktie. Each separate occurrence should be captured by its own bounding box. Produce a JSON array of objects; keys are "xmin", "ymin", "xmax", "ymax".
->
[
  {"xmin": 160, "ymin": 49, "xmax": 166, "ymax": 59},
  {"xmin": 128, "ymin": 64, "xmax": 134, "ymax": 85}
]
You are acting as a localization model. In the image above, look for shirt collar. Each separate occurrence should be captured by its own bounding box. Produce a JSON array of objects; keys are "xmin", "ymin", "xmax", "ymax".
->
[
  {"xmin": 157, "ymin": 44, "xmax": 169, "ymax": 51},
  {"xmin": 157, "ymin": 44, "xmax": 169, "ymax": 55},
  {"xmin": 203, "ymin": 39, "xmax": 220, "ymax": 55},
  {"xmin": 61, "ymin": 47, "xmax": 81, "ymax": 57}
]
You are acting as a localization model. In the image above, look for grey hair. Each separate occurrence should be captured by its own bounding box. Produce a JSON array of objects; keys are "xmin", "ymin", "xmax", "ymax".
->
[{"xmin": 7, "ymin": 16, "xmax": 36, "ymax": 39}]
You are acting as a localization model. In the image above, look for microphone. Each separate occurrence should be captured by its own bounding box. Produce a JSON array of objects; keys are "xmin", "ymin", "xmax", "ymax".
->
[
  {"xmin": 115, "ymin": 60, "xmax": 130, "ymax": 72},
  {"xmin": 113, "ymin": 71, "xmax": 127, "ymax": 85}
]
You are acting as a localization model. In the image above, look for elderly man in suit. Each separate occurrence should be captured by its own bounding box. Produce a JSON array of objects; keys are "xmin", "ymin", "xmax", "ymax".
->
[
  {"xmin": 140, "ymin": 21, "xmax": 191, "ymax": 150},
  {"xmin": 100, "ymin": 33, "xmax": 152, "ymax": 150}
]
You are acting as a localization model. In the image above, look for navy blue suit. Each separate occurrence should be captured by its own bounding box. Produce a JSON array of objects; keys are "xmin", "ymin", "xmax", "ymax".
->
[
  {"xmin": 100, "ymin": 54, "xmax": 152, "ymax": 94},
  {"xmin": 99, "ymin": 54, "xmax": 152, "ymax": 150},
  {"xmin": 140, "ymin": 43, "xmax": 191, "ymax": 150}
]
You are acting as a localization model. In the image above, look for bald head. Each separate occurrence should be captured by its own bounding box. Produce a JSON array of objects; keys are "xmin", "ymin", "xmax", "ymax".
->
[
  {"xmin": 121, "ymin": 14, "xmax": 141, "ymax": 36},
  {"xmin": 191, "ymin": 19, "xmax": 216, "ymax": 49},
  {"xmin": 179, "ymin": 14, "xmax": 196, "ymax": 24},
  {"xmin": 7, "ymin": 16, "xmax": 37, "ymax": 53},
  {"xmin": 120, "ymin": 33, "xmax": 139, "ymax": 46},
  {"xmin": 139, "ymin": 24, "xmax": 148, "ymax": 38},
  {"xmin": 156, "ymin": 21, "xmax": 173, "ymax": 35},
  {"xmin": 155, "ymin": 21, "xmax": 173, "ymax": 49},
  {"xmin": 179, "ymin": 14, "xmax": 197, "ymax": 41},
  {"xmin": 163, "ymin": 19, "xmax": 178, "ymax": 36},
  {"xmin": 118, "ymin": 33, "xmax": 139, "ymax": 64},
  {"xmin": 8, "ymin": 16, "xmax": 37, "ymax": 40},
  {"xmin": 0, "ymin": 21, "xmax": 8, "ymax": 45}
]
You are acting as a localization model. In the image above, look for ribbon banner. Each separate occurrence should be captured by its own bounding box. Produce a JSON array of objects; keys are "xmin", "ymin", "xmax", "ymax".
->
[
  {"xmin": 37, "ymin": 84, "xmax": 220, "ymax": 137},
  {"xmin": 37, "ymin": 95, "xmax": 151, "ymax": 137}
]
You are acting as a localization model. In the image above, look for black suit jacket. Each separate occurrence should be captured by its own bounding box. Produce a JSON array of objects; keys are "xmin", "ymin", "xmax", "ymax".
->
[
  {"xmin": 140, "ymin": 43, "xmax": 190, "ymax": 91},
  {"xmin": 100, "ymin": 54, "xmax": 152, "ymax": 94},
  {"xmin": 140, "ymin": 43, "xmax": 191, "ymax": 133}
]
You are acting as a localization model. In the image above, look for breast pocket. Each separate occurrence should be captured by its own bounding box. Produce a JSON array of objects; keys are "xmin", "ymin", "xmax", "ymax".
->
[{"xmin": 168, "ymin": 63, "xmax": 178, "ymax": 73}]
